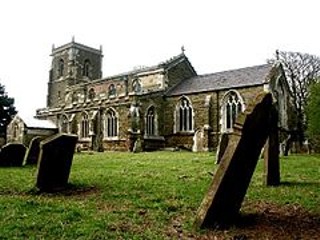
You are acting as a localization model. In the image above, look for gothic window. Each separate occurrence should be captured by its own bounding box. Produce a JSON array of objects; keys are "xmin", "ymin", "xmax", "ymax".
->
[
  {"xmin": 221, "ymin": 91, "xmax": 244, "ymax": 132},
  {"xmin": 88, "ymin": 88, "xmax": 95, "ymax": 101},
  {"xmin": 104, "ymin": 108, "xmax": 118, "ymax": 138},
  {"xmin": 13, "ymin": 123, "xmax": 19, "ymax": 139},
  {"xmin": 58, "ymin": 59, "xmax": 64, "ymax": 77},
  {"xmin": 60, "ymin": 115, "xmax": 69, "ymax": 133},
  {"xmin": 145, "ymin": 106, "xmax": 157, "ymax": 136},
  {"xmin": 108, "ymin": 84, "xmax": 116, "ymax": 98},
  {"xmin": 132, "ymin": 79, "xmax": 142, "ymax": 93},
  {"xmin": 83, "ymin": 59, "xmax": 91, "ymax": 77},
  {"xmin": 176, "ymin": 97, "xmax": 193, "ymax": 132},
  {"xmin": 80, "ymin": 112, "xmax": 89, "ymax": 138},
  {"xmin": 72, "ymin": 91, "xmax": 78, "ymax": 103}
]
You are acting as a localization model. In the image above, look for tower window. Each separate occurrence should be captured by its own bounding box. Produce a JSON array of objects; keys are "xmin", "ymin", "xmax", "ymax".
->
[
  {"xmin": 83, "ymin": 59, "xmax": 91, "ymax": 77},
  {"xmin": 58, "ymin": 59, "xmax": 64, "ymax": 77}
]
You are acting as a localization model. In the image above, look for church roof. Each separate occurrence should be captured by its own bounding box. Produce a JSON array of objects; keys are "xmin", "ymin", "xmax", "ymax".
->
[
  {"xmin": 15, "ymin": 114, "xmax": 57, "ymax": 129},
  {"xmin": 98, "ymin": 52, "xmax": 195, "ymax": 81},
  {"xmin": 166, "ymin": 64, "xmax": 273, "ymax": 96}
]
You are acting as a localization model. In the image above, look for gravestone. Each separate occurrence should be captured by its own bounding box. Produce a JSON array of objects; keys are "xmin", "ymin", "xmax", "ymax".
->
[
  {"xmin": 192, "ymin": 128, "xmax": 204, "ymax": 152},
  {"xmin": 133, "ymin": 137, "xmax": 142, "ymax": 153},
  {"xmin": 263, "ymin": 106, "xmax": 280, "ymax": 186},
  {"xmin": 0, "ymin": 143, "xmax": 27, "ymax": 167},
  {"xmin": 24, "ymin": 137, "xmax": 42, "ymax": 165},
  {"xmin": 194, "ymin": 92, "xmax": 277, "ymax": 229},
  {"xmin": 36, "ymin": 133, "xmax": 78, "ymax": 192}
]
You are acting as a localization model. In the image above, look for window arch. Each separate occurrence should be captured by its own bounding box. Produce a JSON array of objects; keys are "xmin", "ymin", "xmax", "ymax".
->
[
  {"xmin": 108, "ymin": 84, "xmax": 116, "ymax": 98},
  {"xmin": 88, "ymin": 88, "xmax": 95, "ymax": 101},
  {"xmin": 60, "ymin": 114, "xmax": 69, "ymax": 133},
  {"xmin": 145, "ymin": 106, "xmax": 157, "ymax": 136},
  {"xmin": 221, "ymin": 91, "xmax": 244, "ymax": 132},
  {"xmin": 13, "ymin": 123, "xmax": 19, "ymax": 139},
  {"xmin": 72, "ymin": 91, "xmax": 78, "ymax": 103},
  {"xmin": 176, "ymin": 97, "xmax": 193, "ymax": 132},
  {"xmin": 83, "ymin": 59, "xmax": 90, "ymax": 77},
  {"xmin": 104, "ymin": 108, "xmax": 118, "ymax": 138},
  {"xmin": 80, "ymin": 112, "xmax": 89, "ymax": 138},
  {"xmin": 58, "ymin": 59, "xmax": 64, "ymax": 77},
  {"xmin": 132, "ymin": 79, "xmax": 142, "ymax": 93}
]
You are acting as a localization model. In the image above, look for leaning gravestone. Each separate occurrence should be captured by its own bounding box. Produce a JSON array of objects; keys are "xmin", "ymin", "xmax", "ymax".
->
[
  {"xmin": 36, "ymin": 133, "xmax": 78, "ymax": 192},
  {"xmin": 24, "ymin": 137, "xmax": 42, "ymax": 165},
  {"xmin": 263, "ymin": 105, "xmax": 280, "ymax": 186},
  {"xmin": 0, "ymin": 143, "xmax": 27, "ymax": 167},
  {"xmin": 194, "ymin": 92, "xmax": 276, "ymax": 229}
]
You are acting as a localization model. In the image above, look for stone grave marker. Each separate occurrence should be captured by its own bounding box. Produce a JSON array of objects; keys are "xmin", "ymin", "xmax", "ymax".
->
[
  {"xmin": 36, "ymin": 133, "xmax": 78, "ymax": 192},
  {"xmin": 0, "ymin": 143, "xmax": 27, "ymax": 167},
  {"xmin": 24, "ymin": 137, "xmax": 42, "ymax": 165},
  {"xmin": 263, "ymin": 106, "xmax": 280, "ymax": 186},
  {"xmin": 194, "ymin": 92, "xmax": 278, "ymax": 229}
]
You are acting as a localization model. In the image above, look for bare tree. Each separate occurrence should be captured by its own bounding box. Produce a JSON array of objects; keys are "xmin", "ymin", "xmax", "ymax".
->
[{"xmin": 270, "ymin": 51, "xmax": 320, "ymax": 152}]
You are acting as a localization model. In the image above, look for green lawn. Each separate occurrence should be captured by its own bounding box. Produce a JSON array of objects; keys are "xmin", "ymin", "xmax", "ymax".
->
[{"xmin": 0, "ymin": 152, "xmax": 319, "ymax": 239}]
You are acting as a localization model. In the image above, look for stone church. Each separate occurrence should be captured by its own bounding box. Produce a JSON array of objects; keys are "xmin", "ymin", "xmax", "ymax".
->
[{"xmin": 35, "ymin": 40, "xmax": 291, "ymax": 152}]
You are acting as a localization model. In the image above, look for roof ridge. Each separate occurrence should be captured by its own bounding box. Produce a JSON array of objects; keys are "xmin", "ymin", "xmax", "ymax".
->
[{"xmin": 199, "ymin": 63, "xmax": 272, "ymax": 78}]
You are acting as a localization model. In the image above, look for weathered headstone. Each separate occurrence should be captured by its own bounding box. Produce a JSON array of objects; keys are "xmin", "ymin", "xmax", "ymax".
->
[
  {"xmin": 24, "ymin": 137, "xmax": 42, "ymax": 165},
  {"xmin": 0, "ymin": 143, "xmax": 27, "ymax": 167},
  {"xmin": 263, "ymin": 106, "xmax": 280, "ymax": 186},
  {"xmin": 36, "ymin": 133, "xmax": 78, "ymax": 192},
  {"xmin": 133, "ymin": 137, "xmax": 142, "ymax": 153},
  {"xmin": 192, "ymin": 128, "xmax": 204, "ymax": 152},
  {"xmin": 194, "ymin": 92, "xmax": 276, "ymax": 229}
]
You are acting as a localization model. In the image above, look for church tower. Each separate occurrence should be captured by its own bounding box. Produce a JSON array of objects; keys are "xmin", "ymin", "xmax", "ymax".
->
[{"xmin": 47, "ymin": 39, "xmax": 103, "ymax": 107}]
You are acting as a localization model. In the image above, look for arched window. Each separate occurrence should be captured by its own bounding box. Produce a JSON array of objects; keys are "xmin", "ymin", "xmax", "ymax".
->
[
  {"xmin": 221, "ymin": 91, "xmax": 244, "ymax": 132},
  {"xmin": 83, "ymin": 59, "xmax": 90, "ymax": 77},
  {"xmin": 58, "ymin": 59, "xmax": 64, "ymax": 77},
  {"xmin": 132, "ymin": 79, "xmax": 142, "ymax": 93},
  {"xmin": 88, "ymin": 88, "xmax": 95, "ymax": 101},
  {"xmin": 146, "ymin": 106, "xmax": 157, "ymax": 136},
  {"xmin": 60, "ymin": 115, "xmax": 69, "ymax": 133},
  {"xmin": 104, "ymin": 109, "xmax": 118, "ymax": 138},
  {"xmin": 80, "ymin": 113, "xmax": 89, "ymax": 138},
  {"xmin": 108, "ymin": 84, "xmax": 116, "ymax": 98},
  {"xmin": 13, "ymin": 123, "xmax": 19, "ymax": 139},
  {"xmin": 176, "ymin": 97, "xmax": 193, "ymax": 132},
  {"xmin": 72, "ymin": 91, "xmax": 78, "ymax": 103}
]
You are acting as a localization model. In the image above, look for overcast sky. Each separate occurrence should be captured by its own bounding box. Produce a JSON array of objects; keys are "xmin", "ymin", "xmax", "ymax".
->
[{"xmin": 0, "ymin": 0, "xmax": 319, "ymax": 117}]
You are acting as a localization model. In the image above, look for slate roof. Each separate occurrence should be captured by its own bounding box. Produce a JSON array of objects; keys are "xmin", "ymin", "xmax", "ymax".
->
[
  {"xmin": 167, "ymin": 64, "xmax": 273, "ymax": 96},
  {"xmin": 90, "ymin": 52, "xmax": 196, "ymax": 85},
  {"xmin": 17, "ymin": 114, "xmax": 57, "ymax": 129}
]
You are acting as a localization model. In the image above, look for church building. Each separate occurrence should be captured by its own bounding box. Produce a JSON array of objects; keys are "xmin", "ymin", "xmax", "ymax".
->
[{"xmin": 35, "ymin": 40, "xmax": 291, "ymax": 152}]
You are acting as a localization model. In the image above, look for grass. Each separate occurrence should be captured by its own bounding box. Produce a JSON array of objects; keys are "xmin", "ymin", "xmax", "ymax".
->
[{"xmin": 0, "ymin": 152, "xmax": 319, "ymax": 239}]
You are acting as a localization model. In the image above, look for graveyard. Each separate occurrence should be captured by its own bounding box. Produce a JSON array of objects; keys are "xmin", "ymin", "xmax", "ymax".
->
[{"xmin": 0, "ymin": 151, "xmax": 319, "ymax": 239}]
